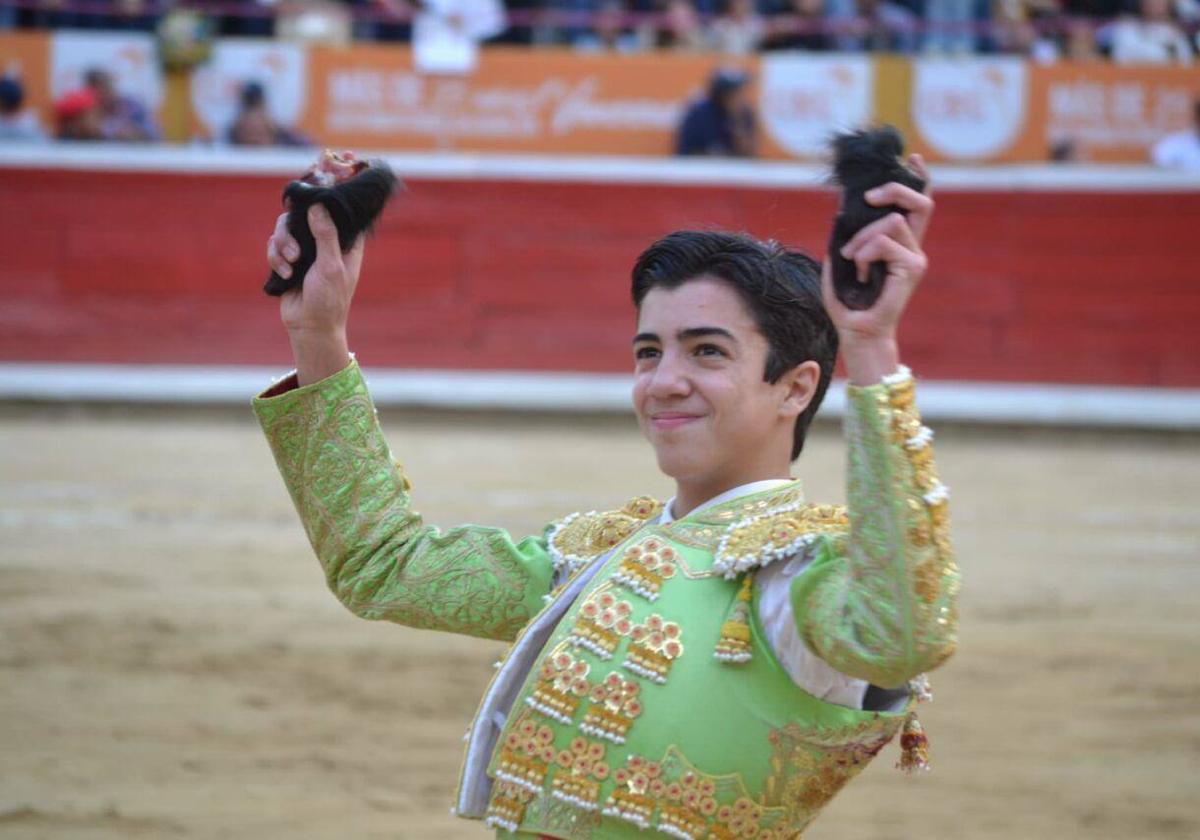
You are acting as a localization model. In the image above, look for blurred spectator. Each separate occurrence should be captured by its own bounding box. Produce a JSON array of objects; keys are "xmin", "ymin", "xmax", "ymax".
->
[
  {"xmin": 227, "ymin": 81, "xmax": 310, "ymax": 146},
  {"xmin": 992, "ymin": 0, "xmax": 1062, "ymax": 59},
  {"xmin": 923, "ymin": 0, "xmax": 980, "ymax": 52},
  {"xmin": 1063, "ymin": 16, "xmax": 1103, "ymax": 59},
  {"xmin": 763, "ymin": 0, "xmax": 833, "ymax": 51},
  {"xmin": 711, "ymin": 0, "xmax": 767, "ymax": 53},
  {"xmin": 412, "ymin": 0, "xmax": 507, "ymax": 72},
  {"xmin": 659, "ymin": 0, "xmax": 712, "ymax": 49},
  {"xmin": 0, "ymin": 76, "xmax": 46, "ymax": 142},
  {"xmin": 574, "ymin": 1, "xmax": 653, "ymax": 50},
  {"xmin": 1151, "ymin": 98, "xmax": 1200, "ymax": 168},
  {"xmin": 85, "ymin": 68, "xmax": 159, "ymax": 142},
  {"xmin": 1110, "ymin": 0, "xmax": 1194, "ymax": 62},
  {"xmin": 676, "ymin": 67, "xmax": 756, "ymax": 157},
  {"xmin": 55, "ymin": 89, "xmax": 104, "ymax": 140},
  {"xmin": 828, "ymin": 0, "xmax": 922, "ymax": 52}
]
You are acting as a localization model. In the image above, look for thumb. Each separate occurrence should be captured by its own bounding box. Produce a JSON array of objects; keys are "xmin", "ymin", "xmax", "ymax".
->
[{"xmin": 308, "ymin": 204, "xmax": 341, "ymax": 271}]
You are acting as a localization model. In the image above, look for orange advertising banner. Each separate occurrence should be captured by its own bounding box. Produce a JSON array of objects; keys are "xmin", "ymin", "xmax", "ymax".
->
[
  {"xmin": 298, "ymin": 46, "xmax": 749, "ymax": 156},
  {"xmin": 899, "ymin": 57, "xmax": 1198, "ymax": 164},
  {"xmin": 1027, "ymin": 63, "xmax": 1200, "ymax": 163}
]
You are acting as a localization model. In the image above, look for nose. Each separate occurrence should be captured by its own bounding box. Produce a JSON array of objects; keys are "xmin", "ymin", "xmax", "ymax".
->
[{"xmin": 645, "ymin": 349, "xmax": 691, "ymax": 400}]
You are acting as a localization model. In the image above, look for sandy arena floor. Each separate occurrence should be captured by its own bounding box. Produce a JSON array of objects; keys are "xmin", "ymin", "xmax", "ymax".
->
[{"xmin": 1, "ymin": 404, "xmax": 1198, "ymax": 840}]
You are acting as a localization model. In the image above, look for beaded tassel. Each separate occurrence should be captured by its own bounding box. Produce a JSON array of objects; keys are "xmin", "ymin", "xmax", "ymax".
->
[
  {"xmin": 713, "ymin": 576, "xmax": 754, "ymax": 663},
  {"xmin": 896, "ymin": 711, "xmax": 930, "ymax": 773}
]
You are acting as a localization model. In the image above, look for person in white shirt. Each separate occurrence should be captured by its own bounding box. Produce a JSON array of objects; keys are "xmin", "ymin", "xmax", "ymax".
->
[
  {"xmin": 1110, "ymin": 0, "xmax": 1194, "ymax": 63},
  {"xmin": 1152, "ymin": 99, "xmax": 1200, "ymax": 169}
]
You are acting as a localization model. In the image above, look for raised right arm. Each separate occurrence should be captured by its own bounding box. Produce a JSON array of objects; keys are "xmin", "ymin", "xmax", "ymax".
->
[
  {"xmin": 254, "ymin": 360, "xmax": 556, "ymax": 642},
  {"xmin": 257, "ymin": 204, "xmax": 555, "ymax": 642}
]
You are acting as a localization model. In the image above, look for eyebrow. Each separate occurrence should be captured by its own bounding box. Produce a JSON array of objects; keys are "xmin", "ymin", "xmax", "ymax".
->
[{"xmin": 633, "ymin": 327, "xmax": 739, "ymax": 345}]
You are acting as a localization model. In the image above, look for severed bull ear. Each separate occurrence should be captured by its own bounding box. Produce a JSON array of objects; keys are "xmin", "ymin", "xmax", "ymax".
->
[
  {"xmin": 263, "ymin": 162, "xmax": 402, "ymax": 296},
  {"xmin": 826, "ymin": 126, "xmax": 925, "ymax": 311}
]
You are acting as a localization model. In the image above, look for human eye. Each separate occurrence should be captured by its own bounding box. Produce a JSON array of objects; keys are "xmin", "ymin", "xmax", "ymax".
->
[
  {"xmin": 634, "ymin": 346, "xmax": 660, "ymax": 361},
  {"xmin": 694, "ymin": 343, "xmax": 729, "ymax": 359}
]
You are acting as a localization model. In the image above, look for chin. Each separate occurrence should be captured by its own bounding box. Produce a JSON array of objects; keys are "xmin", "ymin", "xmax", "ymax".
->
[{"xmin": 653, "ymin": 447, "xmax": 704, "ymax": 482}]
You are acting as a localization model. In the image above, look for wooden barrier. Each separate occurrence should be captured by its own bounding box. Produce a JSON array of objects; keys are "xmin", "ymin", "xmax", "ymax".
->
[{"xmin": 2, "ymin": 150, "xmax": 1197, "ymax": 387}]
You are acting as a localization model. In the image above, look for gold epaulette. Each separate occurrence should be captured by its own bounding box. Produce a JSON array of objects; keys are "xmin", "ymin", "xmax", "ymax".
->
[
  {"xmin": 713, "ymin": 502, "xmax": 848, "ymax": 579},
  {"xmin": 548, "ymin": 496, "xmax": 663, "ymax": 576}
]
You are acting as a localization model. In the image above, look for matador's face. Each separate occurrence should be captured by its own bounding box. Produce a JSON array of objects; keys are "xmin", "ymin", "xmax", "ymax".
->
[{"xmin": 631, "ymin": 276, "xmax": 807, "ymax": 499}]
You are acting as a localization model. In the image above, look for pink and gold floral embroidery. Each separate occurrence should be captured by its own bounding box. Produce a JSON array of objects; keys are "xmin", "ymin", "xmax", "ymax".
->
[
  {"xmin": 601, "ymin": 755, "xmax": 665, "ymax": 829},
  {"xmin": 550, "ymin": 736, "xmax": 611, "ymax": 812},
  {"xmin": 494, "ymin": 717, "xmax": 556, "ymax": 794},
  {"xmin": 612, "ymin": 537, "xmax": 678, "ymax": 601},
  {"xmin": 484, "ymin": 780, "xmax": 535, "ymax": 833},
  {"xmin": 657, "ymin": 770, "xmax": 719, "ymax": 839},
  {"xmin": 580, "ymin": 672, "xmax": 644, "ymax": 745},
  {"xmin": 623, "ymin": 613, "xmax": 684, "ymax": 684},
  {"xmin": 526, "ymin": 650, "xmax": 592, "ymax": 724},
  {"xmin": 567, "ymin": 591, "xmax": 634, "ymax": 660}
]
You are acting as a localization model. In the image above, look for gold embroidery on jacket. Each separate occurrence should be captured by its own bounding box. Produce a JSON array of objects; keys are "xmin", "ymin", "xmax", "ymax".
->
[{"xmin": 548, "ymin": 497, "xmax": 662, "ymax": 576}]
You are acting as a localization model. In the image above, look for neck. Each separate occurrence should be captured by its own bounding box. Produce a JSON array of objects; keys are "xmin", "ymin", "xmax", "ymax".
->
[{"xmin": 671, "ymin": 471, "xmax": 792, "ymax": 519}]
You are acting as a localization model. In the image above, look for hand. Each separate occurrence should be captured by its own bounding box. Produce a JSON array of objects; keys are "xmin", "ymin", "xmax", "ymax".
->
[
  {"xmin": 821, "ymin": 154, "xmax": 934, "ymax": 383},
  {"xmin": 267, "ymin": 204, "xmax": 365, "ymax": 385}
]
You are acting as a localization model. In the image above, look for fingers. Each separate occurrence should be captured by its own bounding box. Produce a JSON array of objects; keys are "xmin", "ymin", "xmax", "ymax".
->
[
  {"xmin": 850, "ymin": 234, "xmax": 927, "ymax": 284},
  {"xmin": 841, "ymin": 212, "xmax": 919, "ymax": 262},
  {"xmin": 908, "ymin": 152, "xmax": 931, "ymax": 189},
  {"xmin": 267, "ymin": 211, "xmax": 299, "ymax": 279},
  {"xmin": 864, "ymin": 178, "xmax": 935, "ymax": 243},
  {"xmin": 309, "ymin": 204, "xmax": 343, "ymax": 277}
]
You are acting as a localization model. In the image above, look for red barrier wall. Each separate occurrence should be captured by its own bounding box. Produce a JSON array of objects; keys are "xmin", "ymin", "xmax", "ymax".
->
[{"xmin": 2, "ymin": 167, "xmax": 1197, "ymax": 387}]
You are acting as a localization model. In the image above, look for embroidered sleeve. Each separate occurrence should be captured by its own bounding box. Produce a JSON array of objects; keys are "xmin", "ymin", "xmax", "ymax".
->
[
  {"xmin": 252, "ymin": 360, "xmax": 556, "ymax": 643},
  {"xmin": 790, "ymin": 367, "xmax": 960, "ymax": 689}
]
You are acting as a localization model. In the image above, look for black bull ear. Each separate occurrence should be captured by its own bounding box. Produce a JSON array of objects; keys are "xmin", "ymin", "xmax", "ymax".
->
[
  {"xmin": 263, "ymin": 163, "xmax": 402, "ymax": 297},
  {"xmin": 827, "ymin": 126, "xmax": 925, "ymax": 312}
]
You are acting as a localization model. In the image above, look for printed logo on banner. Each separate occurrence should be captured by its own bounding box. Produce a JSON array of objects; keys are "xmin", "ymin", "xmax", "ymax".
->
[
  {"xmin": 190, "ymin": 39, "xmax": 307, "ymax": 141},
  {"xmin": 321, "ymin": 69, "xmax": 681, "ymax": 142},
  {"xmin": 759, "ymin": 55, "xmax": 874, "ymax": 158},
  {"xmin": 912, "ymin": 58, "xmax": 1027, "ymax": 160},
  {"xmin": 1042, "ymin": 68, "xmax": 1197, "ymax": 153},
  {"xmin": 49, "ymin": 30, "xmax": 162, "ymax": 109}
]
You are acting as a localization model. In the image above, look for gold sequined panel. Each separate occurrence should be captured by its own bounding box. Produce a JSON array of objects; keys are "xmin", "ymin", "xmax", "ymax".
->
[
  {"xmin": 762, "ymin": 717, "xmax": 902, "ymax": 825},
  {"xmin": 716, "ymin": 503, "xmax": 848, "ymax": 576},
  {"xmin": 549, "ymin": 497, "xmax": 663, "ymax": 575},
  {"xmin": 601, "ymin": 748, "xmax": 798, "ymax": 839}
]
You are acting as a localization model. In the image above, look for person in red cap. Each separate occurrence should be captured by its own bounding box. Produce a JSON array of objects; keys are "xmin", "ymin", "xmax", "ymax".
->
[{"xmin": 55, "ymin": 88, "xmax": 103, "ymax": 141}]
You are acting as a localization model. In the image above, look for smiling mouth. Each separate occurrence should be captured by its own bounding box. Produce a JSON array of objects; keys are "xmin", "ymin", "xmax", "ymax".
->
[{"xmin": 650, "ymin": 413, "xmax": 703, "ymax": 430}]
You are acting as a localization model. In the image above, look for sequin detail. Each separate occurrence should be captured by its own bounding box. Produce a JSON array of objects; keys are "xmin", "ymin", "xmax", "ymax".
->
[
  {"xmin": 601, "ymin": 755, "xmax": 663, "ymax": 829},
  {"xmin": 580, "ymin": 673, "xmax": 643, "ymax": 745},
  {"xmin": 612, "ymin": 537, "xmax": 678, "ymax": 601},
  {"xmin": 526, "ymin": 650, "xmax": 592, "ymax": 724},
  {"xmin": 548, "ymin": 497, "xmax": 663, "ymax": 576},
  {"xmin": 713, "ymin": 503, "xmax": 849, "ymax": 579},
  {"xmin": 713, "ymin": 577, "xmax": 754, "ymax": 664},
  {"xmin": 495, "ymin": 716, "xmax": 556, "ymax": 793},
  {"xmin": 622, "ymin": 613, "xmax": 684, "ymax": 684},
  {"xmin": 567, "ymin": 591, "xmax": 634, "ymax": 660},
  {"xmin": 550, "ymin": 736, "xmax": 611, "ymax": 811}
]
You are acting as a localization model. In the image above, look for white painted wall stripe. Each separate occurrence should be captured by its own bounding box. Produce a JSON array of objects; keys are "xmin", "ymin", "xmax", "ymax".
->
[
  {"xmin": 4, "ymin": 145, "xmax": 1199, "ymax": 192},
  {"xmin": 1, "ymin": 363, "xmax": 1197, "ymax": 430}
]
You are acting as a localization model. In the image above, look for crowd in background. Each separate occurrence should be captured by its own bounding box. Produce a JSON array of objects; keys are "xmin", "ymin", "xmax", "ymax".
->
[
  {"xmin": 1, "ymin": 0, "xmax": 1199, "ymax": 167},
  {"xmin": 1, "ymin": 0, "xmax": 1198, "ymax": 61}
]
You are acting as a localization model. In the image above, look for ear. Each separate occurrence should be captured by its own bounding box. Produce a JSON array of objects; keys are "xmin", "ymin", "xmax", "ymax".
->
[{"xmin": 778, "ymin": 360, "xmax": 822, "ymax": 419}]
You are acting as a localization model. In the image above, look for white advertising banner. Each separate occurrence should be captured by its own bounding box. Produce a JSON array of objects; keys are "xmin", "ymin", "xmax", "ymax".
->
[
  {"xmin": 759, "ymin": 54, "xmax": 875, "ymax": 159},
  {"xmin": 911, "ymin": 57, "xmax": 1028, "ymax": 160},
  {"xmin": 190, "ymin": 39, "xmax": 308, "ymax": 142},
  {"xmin": 49, "ymin": 30, "xmax": 162, "ymax": 111}
]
